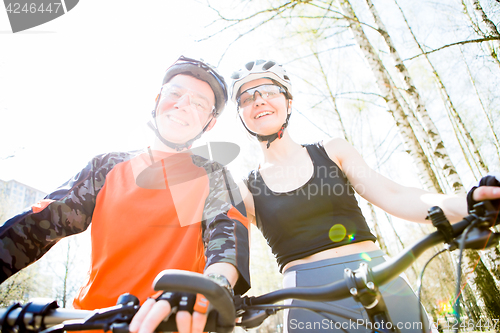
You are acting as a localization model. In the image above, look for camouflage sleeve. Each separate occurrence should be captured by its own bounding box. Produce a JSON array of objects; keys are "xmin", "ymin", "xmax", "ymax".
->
[
  {"xmin": 201, "ymin": 162, "xmax": 250, "ymax": 295},
  {"xmin": 0, "ymin": 152, "xmax": 130, "ymax": 283}
]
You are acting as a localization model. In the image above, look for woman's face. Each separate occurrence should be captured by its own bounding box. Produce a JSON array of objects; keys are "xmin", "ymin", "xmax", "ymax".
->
[{"xmin": 237, "ymin": 78, "xmax": 289, "ymax": 136}]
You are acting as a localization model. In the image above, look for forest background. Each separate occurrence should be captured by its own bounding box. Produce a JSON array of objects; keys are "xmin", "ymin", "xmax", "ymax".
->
[{"xmin": 1, "ymin": 0, "xmax": 499, "ymax": 332}]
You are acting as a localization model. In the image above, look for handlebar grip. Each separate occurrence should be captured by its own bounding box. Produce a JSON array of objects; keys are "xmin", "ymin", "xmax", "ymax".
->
[
  {"xmin": 0, "ymin": 307, "xmax": 92, "ymax": 328},
  {"xmin": 153, "ymin": 270, "xmax": 235, "ymax": 332}
]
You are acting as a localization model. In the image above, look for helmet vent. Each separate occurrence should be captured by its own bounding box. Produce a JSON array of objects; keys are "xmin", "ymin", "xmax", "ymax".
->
[
  {"xmin": 231, "ymin": 72, "xmax": 241, "ymax": 79},
  {"xmin": 262, "ymin": 61, "xmax": 276, "ymax": 70},
  {"xmin": 284, "ymin": 75, "xmax": 290, "ymax": 80},
  {"xmin": 245, "ymin": 61, "xmax": 255, "ymax": 71}
]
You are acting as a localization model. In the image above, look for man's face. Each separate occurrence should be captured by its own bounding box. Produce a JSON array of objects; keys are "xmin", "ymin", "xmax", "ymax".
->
[{"xmin": 155, "ymin": 74, "xmax": 216, "ymax": 144}]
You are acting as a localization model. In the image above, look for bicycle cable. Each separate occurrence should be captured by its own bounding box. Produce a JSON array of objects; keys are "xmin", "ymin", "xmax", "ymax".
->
[
  {"xmin": 245, "ymin": 303, "xmax": 358, "ymax": 321},
  {"xmin": 416, "ymin": 247, "xmax": 448, "ymax": 333}
]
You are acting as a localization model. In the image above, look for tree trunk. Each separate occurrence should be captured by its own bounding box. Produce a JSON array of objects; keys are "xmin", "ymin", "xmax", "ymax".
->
[
  {"xmin": 364, "ymin": 0, "xmax": 465, "ymax": 194},
  {"xmin": 61, "ymin": 241, "xmax": 71, "ymax": 308},
  {"xmin": 342, "ymin": 0, "xmax": 500, "ymax": 322},
  {"xmin": 390, "ymin": 81, "xmax": 452, "ymax": 192},
  {"xmin": 367, "ymin": 201, "xmax": 388, "ymax": 253},
  {"xmin": 337, "ymin": 0, "xmax": 442, "ymax": 193},
  {"xmin": 461, "ymin": 281, "xmax": 485, "ymax": 325},
  {"xmin": 469, "ymin": 0, "xmax": 500, "ymax": 67},
  {"xmin": 459, "ymin": 45, "xmax": 500, "ymax": 161},
  {"xmin": 463, "ymin": 250, "xmax": 500, "ymax": 320},
  {"xmin": 393, "ymin": 0, "xmax": 491, "ymax": 177}
]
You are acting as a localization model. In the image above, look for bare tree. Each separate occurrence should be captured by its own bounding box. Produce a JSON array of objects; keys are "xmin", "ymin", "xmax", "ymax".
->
[
  {"xmin": 45, "ymin": 237, "xmax": 86, "ymax": 308},
  {"xmin": 337, "ymin": 0, "xmax": 442, "ymax": 192},
  {"xmin": 364, "ymin": 0, "xmax": 465, "ymax": 194},
  {"xmin": 0, "ymin": 261, "xmax": 53, "ymax": 306},
  {"xmin": 392, "ymin": 0, "xmax": 492, "ymax": 179},
  {"xmin": 464, "ymin": 0, "xmax": 500, "ymax": 67},
  {"xmin": 339, "ymin": 0, "xmax": 500, "ymax": 320},
  {"xmin": 311, "ymin": 51, "xmax": 350, "ymax": 141}
]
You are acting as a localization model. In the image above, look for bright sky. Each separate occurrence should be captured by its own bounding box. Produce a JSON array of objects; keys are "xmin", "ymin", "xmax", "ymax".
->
[{"xmin": 0, "ymin": 0, "xmax": 277, "ymax": 193}]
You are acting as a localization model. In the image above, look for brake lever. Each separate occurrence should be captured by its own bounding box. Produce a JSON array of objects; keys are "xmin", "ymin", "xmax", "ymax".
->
[
  {"xmin": 454, "ymin": 227, "xmax": 500, "ymax": 250},
  {"xmin": 471, "ymin": 201, "xmax": 499, "ymax": 227},
  {"xmin": 238, "ymin": 309, "xmax": 273, "ymax": 329},
  {"xmin": 234, "ymin": 294, "xmax": 275, "ymax": 329},
  {"xmin": 447, "ymin": 201, "xmax": 500, "ymax": 250},
  {"xmin": 84, "ymin": 303, "xmax": 139, "ymax": 331}
]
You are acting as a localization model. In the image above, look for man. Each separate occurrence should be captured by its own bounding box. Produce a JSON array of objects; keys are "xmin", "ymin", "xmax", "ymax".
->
[{"xmin": 0, "ymin": 56, "xmax": 250, "ymax": 333}]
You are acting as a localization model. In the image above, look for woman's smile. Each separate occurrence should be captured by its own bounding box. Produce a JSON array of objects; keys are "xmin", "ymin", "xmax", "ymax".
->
[{"xmin": 254, "ymin": 111, "xmax": 274, "ymax": 119}]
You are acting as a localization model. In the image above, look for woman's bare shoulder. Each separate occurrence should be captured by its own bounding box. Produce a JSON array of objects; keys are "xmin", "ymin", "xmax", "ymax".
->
[
  {"xmin": 236, "ymin": 179, "xmax": 256, "ymax": 223},
  {"xmin": 322, "ymin": 138, "xmax": 356, "ymax": 168}
]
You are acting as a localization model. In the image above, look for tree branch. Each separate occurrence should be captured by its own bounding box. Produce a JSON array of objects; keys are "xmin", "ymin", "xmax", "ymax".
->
[
  {"xmin": 198, "ymin": 2, "xmax": 300, "ymax": 43},
  {"xmin": 405, "ymin": 37, "xmax": 500, "ymax": 61}
]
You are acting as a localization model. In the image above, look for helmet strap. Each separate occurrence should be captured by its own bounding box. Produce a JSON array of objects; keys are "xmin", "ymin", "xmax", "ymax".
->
[{"xmin": 238, "ymin": 102, "xmax": 291, "ymax": 149}]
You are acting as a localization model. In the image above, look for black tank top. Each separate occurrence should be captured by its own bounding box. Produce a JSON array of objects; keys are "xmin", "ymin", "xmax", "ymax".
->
[{"xmin": 246, "ymin": 142, "xmax": 376, "ymax": 272}]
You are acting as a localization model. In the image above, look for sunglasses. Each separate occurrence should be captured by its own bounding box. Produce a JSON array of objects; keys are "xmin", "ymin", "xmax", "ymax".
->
[
  {"xmin": 159, "ymin": 83, "xmax": 214, "ymax": 114},
  {"xmin": 237, "ymin": 84, "xmax": 285, "ymax": 108}
]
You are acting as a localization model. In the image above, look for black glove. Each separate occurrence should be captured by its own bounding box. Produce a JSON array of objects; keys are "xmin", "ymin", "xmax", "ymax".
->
[
  {"xmin": 155, "ymin": 274, "xmax": 231, "ymax": 314},
  {"xmin": 467, "ymin": 174, "xmax": 500, "ymax": 224},
  {"xmin": 156, "ymin": 292, "xmax": 196, "ymax": 313}
]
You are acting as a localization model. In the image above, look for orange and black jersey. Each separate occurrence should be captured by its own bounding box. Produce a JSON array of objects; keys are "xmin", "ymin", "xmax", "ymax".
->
[{"xmin": 0, "ymin": 149, "xmax": 250, "ymax": 309}]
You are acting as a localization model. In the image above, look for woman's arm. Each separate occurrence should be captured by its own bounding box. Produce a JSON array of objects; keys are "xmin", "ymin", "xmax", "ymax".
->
[{"xmin": 323, "ymin": 138, "xmax": 499, "ymax": 223}]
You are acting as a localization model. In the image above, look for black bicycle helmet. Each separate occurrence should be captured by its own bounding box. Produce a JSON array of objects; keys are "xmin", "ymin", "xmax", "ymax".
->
[
  {"xmin": 163, "ymin": 56, "xmax": 228, "ymax": 117},
  {"xmin": 150, "ymin": 56, "xmax": 228, "ymax": 151}
]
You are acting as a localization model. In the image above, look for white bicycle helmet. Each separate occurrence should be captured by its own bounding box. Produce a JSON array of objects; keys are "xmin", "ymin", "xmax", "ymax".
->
[
  {"xmin": 230, "ymin": 60, "xmax": 292, "ymax": 104},
  {"xmin": 230, "ymin": 60, "xmax": 293, "ymax": 149}
]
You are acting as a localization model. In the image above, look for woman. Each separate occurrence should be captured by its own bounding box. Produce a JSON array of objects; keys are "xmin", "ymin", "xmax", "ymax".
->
[{"xmin": 230, "ymin": 59, "xmax": 500, "ymax": 332}]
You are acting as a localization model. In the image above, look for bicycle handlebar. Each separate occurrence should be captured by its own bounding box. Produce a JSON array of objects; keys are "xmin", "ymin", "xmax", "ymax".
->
[
  {"xmin": 0, "ymin": 272, "xmax": 234, "ymax": 333},
  {"xmin": 0, "ymin": 305, "xmax": 223, "ymax": 333}
]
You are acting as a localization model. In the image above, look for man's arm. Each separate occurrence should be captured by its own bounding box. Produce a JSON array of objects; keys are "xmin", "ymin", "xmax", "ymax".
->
[
  {"xmin": 201, "ymin": 162, "xmax": 250, "ymax": 294},
  {"xmin": 0, "ymin": 152, "xmax": 130, "ymax": 282}
]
